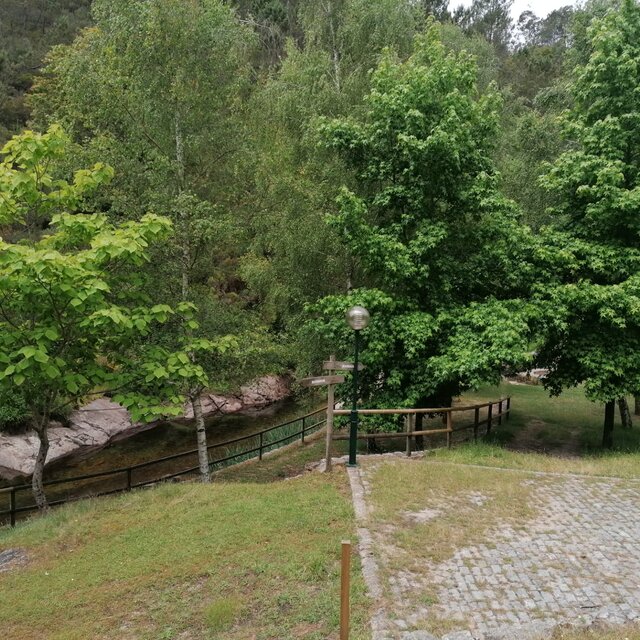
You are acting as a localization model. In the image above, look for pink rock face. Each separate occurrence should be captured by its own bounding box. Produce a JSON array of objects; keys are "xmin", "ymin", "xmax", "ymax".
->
[{"xmin": 0, "ymin": 376, "xmax": 292, "ymax": 480}]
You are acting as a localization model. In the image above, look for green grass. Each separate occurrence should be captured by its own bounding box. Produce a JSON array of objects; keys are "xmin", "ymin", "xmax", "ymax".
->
[
  {"xmin": 0, "ymin": 471, "xmax": 370, "ymax": 640},
  {"xmin": 426, "ymin": 383, "xmax": 640, "ymax": 478},
  {"xmin": 463, "ymin": 382, "xmax": 640, "ymax": 452}
]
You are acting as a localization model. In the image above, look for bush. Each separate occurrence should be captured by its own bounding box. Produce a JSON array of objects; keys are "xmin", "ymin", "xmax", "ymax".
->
[{"xmin": 0, "ymin": 390, "xmax": 29, "ymax": 433}]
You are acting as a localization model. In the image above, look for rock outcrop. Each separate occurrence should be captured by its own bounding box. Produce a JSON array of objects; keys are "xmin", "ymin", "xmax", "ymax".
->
[{"xmin": 0, "ymin": 375, "xmax": 291, "ymax": 481}]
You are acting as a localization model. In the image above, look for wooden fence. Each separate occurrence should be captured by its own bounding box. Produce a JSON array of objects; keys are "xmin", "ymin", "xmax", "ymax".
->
[
  {"xmin": 0, "ymin": 396, "xmax": 510, "ymax": 526},
  {"xmin": 332, "ymin": 397, "xmax": 510, "ymax": 454}
]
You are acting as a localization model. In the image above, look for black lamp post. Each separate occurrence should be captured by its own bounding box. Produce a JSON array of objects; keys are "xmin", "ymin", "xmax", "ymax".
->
[{"xmin": 346, "ymin": 305, "xmax": 370, "ymax": 466}]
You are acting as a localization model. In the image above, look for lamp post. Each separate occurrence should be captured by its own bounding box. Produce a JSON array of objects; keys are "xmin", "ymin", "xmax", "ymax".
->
[{"xmin": 346, "ymin": 305, "xmax": 370, "ymax": 466}]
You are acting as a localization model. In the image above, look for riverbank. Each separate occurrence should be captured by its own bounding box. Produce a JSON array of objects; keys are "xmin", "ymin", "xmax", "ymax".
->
[{"xmin": 0, "ymin": 375, "xmax": 291, "ymax": 481}]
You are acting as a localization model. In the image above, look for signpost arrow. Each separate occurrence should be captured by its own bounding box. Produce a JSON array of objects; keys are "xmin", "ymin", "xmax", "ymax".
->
[
  {"xmin": 298, "ymin": 375, "xmax": 345, "ymax": 387},
  {"xmin": 323, "ymin": 361, "xmax": 364, "ymax": 372}
]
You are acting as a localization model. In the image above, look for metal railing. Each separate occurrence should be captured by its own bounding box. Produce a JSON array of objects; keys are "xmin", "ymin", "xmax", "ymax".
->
[
  {"xmin": 0, "ymin": 407, "xmax": 327, "ymax": 527},
  {"xmin": 332, "ymin": 397, "xmax": 510, "ymax": 453}
]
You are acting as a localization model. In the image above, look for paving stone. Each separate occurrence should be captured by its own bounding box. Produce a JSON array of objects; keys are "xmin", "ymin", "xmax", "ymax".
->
[
  {"xmin": 400, "ymin": 632, "xmax": 439, "ymax": 640},
  {"xmin": 353, "ymin": 459, "xmax": 640, "ymax": 640}
]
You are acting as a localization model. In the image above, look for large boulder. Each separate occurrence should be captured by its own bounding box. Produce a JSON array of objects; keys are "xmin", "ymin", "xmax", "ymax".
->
[{"xmin": 0, "ymin": 375, "xmax": 292, "ymax": 480}]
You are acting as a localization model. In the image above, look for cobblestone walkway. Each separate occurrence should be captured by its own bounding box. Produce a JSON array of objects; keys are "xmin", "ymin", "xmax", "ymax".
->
[{"xmin": 348, "ymin": 456, "xmax": 640, "ymax": 640}]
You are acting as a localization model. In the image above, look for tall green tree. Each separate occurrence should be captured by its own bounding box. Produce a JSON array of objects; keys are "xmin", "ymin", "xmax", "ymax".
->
[
  {"xmin": 307, "ymin": 25, "xmax": 532, "ymax": 424},
  {"xmin": 239, "ymin": 0, "xmax": 419, "ymax": 355},
  {"xmin": 0, "ymin": 127, "xmax": 206, "ymax": 507},
  {"xmin": 537, "ymin": 0, "xmax": 640, "ymax": 447},
  {"xmin": 32, "ymin": 0, "xmax": 260, "ymax": 480}
]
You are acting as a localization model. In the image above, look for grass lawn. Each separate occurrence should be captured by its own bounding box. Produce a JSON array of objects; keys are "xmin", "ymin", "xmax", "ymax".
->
[
  {"xmin": 3, "ymin": 383, "xmax": 640, "ymax": 640},
  {"xmin": 430, "ymin": 383, "xmax": 640, "ymax": 478},
  {"xmin": 0, "ymin": 470, "xmax": 370, "ymax": 640}
]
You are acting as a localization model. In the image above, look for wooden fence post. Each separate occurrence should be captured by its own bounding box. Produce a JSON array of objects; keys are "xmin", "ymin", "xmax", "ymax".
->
[
  {"xmin": 506, "ymin": 396, "xmax": 511, "ymax": 420},
  {"xmin": 340, "ymin": 540, "xmax": 351, "ymax": 640},
  {"xmin": 10, "ymin": 488, "xmax": 16, "ymax": 527},
  {"xmin": 487, "ymin": 403, "xmax": 493, "ymax": 436},
  {"xmin": 405, "ymin": 414, "xmax": 412, "ymax": 457},
  {"xmin": 497, "ymin": 399, "xmax": 503, "ymax": 426},
  {"xmin": 446, "ymin": 411, "xmax": 453, "ymax": 449},
  {"xmin": 474, "ymin": 407, "xmax": 479, "ymax": 443},
  {"xmin": 325, "ymin": 356, "xmax": 336, "ymax": 472},
  {"xmin": 259, "ymin": 431, "xmax": 264, "ymax": 460}
]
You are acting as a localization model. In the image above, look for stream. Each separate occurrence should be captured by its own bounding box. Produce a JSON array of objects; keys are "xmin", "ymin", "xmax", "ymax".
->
[{"xmin": 1, "ymin": 396, "xmax": 323, "ymax": 523}]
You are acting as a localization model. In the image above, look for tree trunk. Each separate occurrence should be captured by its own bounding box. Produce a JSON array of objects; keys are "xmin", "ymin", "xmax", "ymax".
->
[
  {"xmin": 192, "ymin": 394, "xmax": 210, "ymax": 483},
  {"xmin": 602, "ymin": 400, "xmax": 615, "ymax": 449},
  {"xmin": 635, "ymin": 395, "xmax": 640, "ymax": 416},
  {"xmin": 32, "ymin": 425, "xmax": 50, "ymax": 510},
  {"xmin": 618, "ymin": 397, "xmax": 632, "ymax": 429},
  {"xmin": 176, "ymin": 106, "xmax": 210, "ymax": 482}
]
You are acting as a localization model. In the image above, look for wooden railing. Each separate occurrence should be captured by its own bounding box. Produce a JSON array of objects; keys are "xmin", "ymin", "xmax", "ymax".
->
[{"xmin": 332, "ymin": 397, "xmax": 510, "ymax": 454}]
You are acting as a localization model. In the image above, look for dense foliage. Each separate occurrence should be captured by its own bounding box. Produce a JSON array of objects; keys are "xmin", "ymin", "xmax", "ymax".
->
[
  {"xmin": 306, "ymin": 27, "xmax": 532, "ymax": 417},
  {"xmin": 2, "ymin": 0, "xmax": 639, "ymax": 455},
  {"xmin": 0, "ymin": 127, "xmax": 210, "ymax": 504}
]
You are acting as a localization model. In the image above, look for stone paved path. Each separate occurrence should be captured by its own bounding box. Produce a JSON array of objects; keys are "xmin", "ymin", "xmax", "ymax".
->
[{"xmin": 348, "ymin": 456, "xmax": 640, "ymax": 640}]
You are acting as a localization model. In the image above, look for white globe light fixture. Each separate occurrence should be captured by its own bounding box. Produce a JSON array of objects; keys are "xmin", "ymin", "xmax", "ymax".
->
[{"xmin": 346, "ymin": 305, "xmax": 370, "ymax": 331}]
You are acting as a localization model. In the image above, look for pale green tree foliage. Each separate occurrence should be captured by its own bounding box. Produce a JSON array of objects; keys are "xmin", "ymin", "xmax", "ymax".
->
[
  {"xmin": 0, "ymin": 125, "xmax": 113, "ymax": 236},
  {"xmin": 537, "ymin": 0, "xmax": 640, "ymax": 446},
  {"xmin": 32, "ymin": 0, "xmax": 258, "ymax": 480},
  {"xmin": 0, "ymin": 127, "xmax": 211, "ymax": 507},
  {"xmin": 307, "ymin": 25, "xmax": 533, "ymax": 424}
]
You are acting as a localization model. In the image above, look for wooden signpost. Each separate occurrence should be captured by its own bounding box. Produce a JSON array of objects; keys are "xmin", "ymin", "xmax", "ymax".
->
[
  {"xmin": 298, "ymin": 374, "xmax": 345, "ymax": 387},
  {"xmin": 323, "ymin": 360, "xmax": 364, "ymax": 372},
  {"xmin": 298, "ymin": 355, "xmax": 364, "ymax": 472}
]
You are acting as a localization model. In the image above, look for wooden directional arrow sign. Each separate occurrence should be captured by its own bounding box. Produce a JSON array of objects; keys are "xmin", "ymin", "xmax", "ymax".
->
[
  {"xmin": 298, "ymin": 375, "xmax": 345, "ymax": 387},
  {"xmin": 323, "ymin": 361, "xmax": 364, "ymax": 372}
]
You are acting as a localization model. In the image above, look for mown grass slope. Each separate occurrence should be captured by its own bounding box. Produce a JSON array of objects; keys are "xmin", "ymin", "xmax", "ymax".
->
[{"xmin": 0, "ymin": 471, "xmax": 370, "ymax": 640}]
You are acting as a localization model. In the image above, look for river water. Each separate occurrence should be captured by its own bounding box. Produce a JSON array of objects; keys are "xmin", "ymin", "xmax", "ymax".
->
[
  {"xmin": 1, "ymin": 396, "xmax": 323, "ymax": 521},
  {"xmin": 45, "ymin": 396, "xmax": 321, "ymax": 481}
]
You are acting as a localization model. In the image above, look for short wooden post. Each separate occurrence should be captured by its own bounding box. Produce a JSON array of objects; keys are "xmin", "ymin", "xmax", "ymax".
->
[
  {"xmin": 340, "ymin": 540, "xmax": 351, "ymax": 640},
  {"xmin": 446, "ymin": 411, "xmax": 453, "ymax": 449},
  {"xmin": 497, "ymin": 399, "xmax": 503, "ymax": 426},
  {"xmin": 405, "ymin": 414, "xmax": 413, "ymax": 457},
  {"xmin": 259, "ymin": 431, "xmax": 264, "ymax": 460},
  {"xmin": 126, "ymin": 467, "xmax": 132, "ymax": 491},
  {"xmin": 10, "ymin": 488, "xmax": 16, "ymax": 527},
  {"xmin": 487, "ymin": 403, "xmax": 493, "ymax": 436},
  {"xmin": 506, "ymin": 396, "xmax": 511, "ymax": 420},
  {"xmin": 301, "ymin": 415, "xmax": 306, "ymax": 443},
  {"xmin": 474, "ymin": 407, "xmax": 479, "ymax": 443},
  {"xmin": 325, "ymin": 355, "xmax": 336, "ymax": 472}
]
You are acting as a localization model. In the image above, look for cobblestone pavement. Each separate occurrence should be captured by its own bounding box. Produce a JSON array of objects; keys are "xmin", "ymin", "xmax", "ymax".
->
[{"xmin": 348, "ymin": 456, "xmax": 640, "ymax": 640}]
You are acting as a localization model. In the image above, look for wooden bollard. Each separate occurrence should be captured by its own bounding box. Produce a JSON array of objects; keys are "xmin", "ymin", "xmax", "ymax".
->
[{"xmin": 340, "ymin": 540, "xmax": 351, "ymax": 640}]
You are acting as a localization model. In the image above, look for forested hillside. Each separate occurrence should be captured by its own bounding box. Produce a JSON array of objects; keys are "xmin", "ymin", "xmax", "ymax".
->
[
  {"xmin": 0, "ymin": 0, "xmax": 91, "ymax": 139},
  {"xmin": 2, "ymin": 0, "xmax": 640, "ymax": 503}
]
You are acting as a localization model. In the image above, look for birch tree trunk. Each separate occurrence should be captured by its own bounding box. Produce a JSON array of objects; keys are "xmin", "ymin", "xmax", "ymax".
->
[
  {"xmin": 192, "ymin": 393, "xmax": 210, "ymax": 483},
  {"xmin": 176, "ymin": 106, "xmax": 210, "ymax": 483},
  {"xmin": 618, "ymin": 397, "xmax": 632, "ymax": 429},
  {"xmin": 32, "ymin": 423, "xmax": 50, "ymax": 510}
]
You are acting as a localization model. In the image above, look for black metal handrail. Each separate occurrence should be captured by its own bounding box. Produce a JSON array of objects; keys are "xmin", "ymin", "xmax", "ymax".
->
[{"xmin": 0, "ymin": 406, "xmax": 327, "ymax": 526}]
